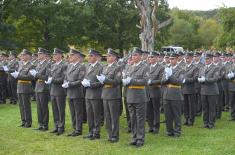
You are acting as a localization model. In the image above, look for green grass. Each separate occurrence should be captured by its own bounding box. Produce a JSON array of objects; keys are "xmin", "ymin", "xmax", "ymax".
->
[{"xmin": 1, "ymin": 101, "xmax": 235, "ymax": 155}]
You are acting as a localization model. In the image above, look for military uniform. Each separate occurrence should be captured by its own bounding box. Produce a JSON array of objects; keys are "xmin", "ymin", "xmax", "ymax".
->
[
  {"xmin": 126, "ymin": 48, "xmax": 148, "ymax": 147},
  {"xmin": 0, "ymin": 59, "xmax": 8, "ymax": 104},
  {"xmin": 199, "ymin": 56, "xmax": 219, "ymax": 128},
  {"xmin": 182, "ymin": 60, "xmax": 199, "ymax": 126},
  {"xmin": 16, "ymin": 49, "xmax": 34, "ymax": 127},
  {"xmin": 147, "ymin": 53, "xmax": 164, "ymax": 133},
  {"xmin": 83, "ymin": 50, "xmax": 103, "ymax": 139},
  {"xmin": 162, "ymin": 60, "xmax": 184, "ymax": 136},
  {"xmin": 65, "ymin": 49, "xmax": 86, "ymax": 136},
  {"xmin": 49, "ymin": 48, "xmax": 67, "ymax": 135},
  {"xmin": 101, "ymin": 58, "xmax": 122, "ymax": 142},
  {"xmin": 6, "ymin": 57, "xmax": 19, "ymax": 104}
]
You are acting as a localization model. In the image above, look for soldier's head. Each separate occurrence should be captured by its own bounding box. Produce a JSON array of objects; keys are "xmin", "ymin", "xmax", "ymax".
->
[
  {"xmin": 205, "ymin": 53, "xmax": 213, "ymax": 65},
  {"xmin": 148, "ymin": 51, "xmax": 158, "ymax": 65},
  {"xmin": 106, "ymin": 48, "xmax": 119, "ymax": 64},
  {"xmin": 193, "ymin": 52, "xmax": 201, "ymax": 62},
  {"xmin": 53, "ymin": 48, "xmax": 64, "ymax": 62},
  {"xmin": 213, "ymin": 52, "xmax": 221, "ymax": 64},
  {"xmin": 9, "ymin": 51, "xmax": 17, "ymax": 60},
  {"xmin": 38, "ymin": 48, "xmax": 49, "ymax": 61},
  {"xmin": 32, "ymin": 53, "xmax": 38, "ymax": 60},
  {"xmin": 185, "ymin": 52, "xmax": 194, "ymax": 64},
  {"xmin": 20, "ymin": 49, "xmax": 32, "ymax": 62},
  {"xmin": 142, "ymin": 51, "xmax": 149, "ymax": 61},
  {"xmin": 157, "ymin": 52, "xmax": 165, "ymax": 63},
  {"xmin": 69, "ymin": 48, "xmax": 82, "ymax": 63},
  {"xmin": 169, "ymin": 53, "xmax": 179, "ymax": 66},
  {"xmin": 88, "ymin": 49, "xmax": 100, "ymax": 64},
  {"xmin": 131, "ymin": 47, "xmax": 142, "ymax": 64},
  {"xmin": 127, "ymin": 56, "xmax": 133, "ymax": 65}
]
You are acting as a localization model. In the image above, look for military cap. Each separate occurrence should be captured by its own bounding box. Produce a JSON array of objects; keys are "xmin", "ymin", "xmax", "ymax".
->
[
  {"xmin": 149, "ymin": 51, "xmax": 159, "ymax": 57},
  {"xmin": 79, "ymin": 52, "xmax": 86, "ymax": 58},
  {"xmin": 169, "ymin": 52, "xmax": 179, "ymax": 58},
  {"xmin": 69, "ymin": 48, "xmax": 81, "ymax": 55},
  {"xmin": 193, "ymin": 52, "xmax": 202, "ymax": 57},
  {"xmin": 38, "ymin": 47, "xmax": 50, "ymax": 55},
  {"xmin": 0, "ymin": 52, "xmax": 8, "ymax": 57},
  {"xmin": 227, "ymin": 53, "xmax": 233, "ymax": 57},
  {"xmin": 178, "ymin": 51, "xmax": 184, "ymax": 56},
  {"xmin": 132, "ymin": 47, "xmax": 143, "ymax": 55},
  {"xmin": 21, "ymin": 49, "xmax": 32, "ymax": 55},
  {"xmin": 107, "ymin": 48, "xmax": 119, "ymax": 58},
  {"xmin": 213, "ymin": 52, "xmax": 221, "ymax": 57},
  {"xmin": 143, "ymin": 51, "xmax": 150, "ymax": 55},
  {"xmin": 185, "ymin": 52, "xmax": 194, "ymax": 57},
  {"xmin": 32, "ymin": 53, "xmax": 38, "ymax": 57},
  {"xmin": 53, "ymin": 48, "xmax": 64, "ymax": 55},
  {"xmin": 159, "ymin": 52, "xmax": 165, "ymax": 57},
  {"xmin": 88, "ymin": 49, "xmax": 100, "ymax": 56},
  {"xmin": 205, "ymin": 53, "xmax": 213, "ymax": 59}
]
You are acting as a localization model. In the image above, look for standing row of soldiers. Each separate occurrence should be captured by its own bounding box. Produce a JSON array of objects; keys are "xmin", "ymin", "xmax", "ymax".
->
[{"xmin": 0, "ymin": 47, "xmax": 235, "ymax": 148}]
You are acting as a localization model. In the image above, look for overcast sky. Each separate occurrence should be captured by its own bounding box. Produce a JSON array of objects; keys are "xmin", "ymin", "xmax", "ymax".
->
[{"xmin": 167, "ymin": 0, "xmax": 235, "ymax": 10}]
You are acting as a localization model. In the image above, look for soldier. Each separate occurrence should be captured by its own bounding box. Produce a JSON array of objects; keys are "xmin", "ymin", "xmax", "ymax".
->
[
  {"xmin": 30, "ymin": 48, "xmax": 51, "ymax": 131},
  {"xmin": 162, "ymin": 53, "xmax": 184, "ymax": 137},
  {"xmin": 82, "ymin": 49, "xmax": 103, "ymax": 140},
  {"xmin": 11, "ymin": 49, "xmax": 34, "ymax": 128},
  {"xmin": 6, "ymin": 51, "xmax": 19, "ymax": 104},
  {"xmin": 198, "ymin": 53, "xmax": 219, "ymax": 129},
  {"xmin": 97, "ymin": 48, "xmax": 122, "ymax": 143},
  {"xmin": 0, "ymin": 52, "xmax": 8, "ymax": 104},
  {"xmin": 63, "ymin": 49, "xmax": 86, "ymax": 137},
  {"xmin": 147, "ymin": 51, "xmax": 164, "ymax": 134},
  {"xmin": 182, "ymin": 52, "xmax": 199, "ymax": 126},
  {"xmin": 122, "ymin": 56, "xmax": 133, "ymax": 133},
  {"xmin": 31, "ymin": 53, "xmax": 38, "ymax": 101},
  {"xmin": 193, "ymin": 52, "xmax": 204, "ymax": 116},
  {"xmin": 47, "ymin": 48, "xmax": 67, "ymax": 135},
  {"xmin": 78, "ymin": 52, "xmax": 87, "ymax": 124},
  {"xmin": 213, "ymin": 52, "xmax": 225, "ymax": 119},
  {"xmin": 225, "ymin": 55, "xmax": 235, "ymax": 121},
  {"xmin": 124, "ymin": 47, "xmax": 148, "ymax": 147}
]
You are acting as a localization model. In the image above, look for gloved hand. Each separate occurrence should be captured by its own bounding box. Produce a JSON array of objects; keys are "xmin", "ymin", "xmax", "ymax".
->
[
  {"xmin": 10, "ymin": 71, "xmax": 19, "ymax": 79},
  {"xmin": 182, "ymin": 78, "xmax": 186, "ymax": 84},
  {"xmin": 29, "ymin": 69, "xmax": 38, "ymax": 77},
  {"xmin": 228, "ymin": 72, "xmax": 235, "ymax": 79},
  {"xmin": 96, "ymin": 74, "xmax": 106, "ymax": 84},
  {"xmin": 148, "ymin": 79, "xmax": 152, "ymax": 85},
  {"xmin": 3, "ymin": 66, "xmax": 9, "ymax": 72},
  {"xmin": 62, "ymin": 82, "xmax": 69, "ymax": 88},
  {"xmin": 122, "ymin": 77, "xmax": 131, "ymax": 86},
  {"xmin": 45, "ymin": 77, "xmax": 53, "ymax": 84},
  {"xmin": 81, "ymin": 79, "xmax": 91, "ymax": 87}
]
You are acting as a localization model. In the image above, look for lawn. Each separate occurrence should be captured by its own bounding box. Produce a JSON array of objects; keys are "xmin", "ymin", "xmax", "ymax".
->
[{"xmin": 0, "ymin": 101, "xmax": 235, "ymax": 155}]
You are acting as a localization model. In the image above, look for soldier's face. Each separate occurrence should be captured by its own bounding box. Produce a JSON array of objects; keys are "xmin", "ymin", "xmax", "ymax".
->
[
  {"xmin": 132, "ymin": 53, "xmax": 142, "ymax": 63},
  {"xmin": 205, "ymin": 58, "xmax": 212, "ymax": 65},
  {"xmin": 170, "ymin": 57, "xmax": 178, "ymax": 66},
  {"xmin": 21, "ymin": 54, "xmax": 31, "ymax": 62},
  {"xmin": 107, "ymin": 54, "xmax": 116, "ymax": 64},
  {"xmin": 53, "ymin": 54, "xmax": 63, "ymax": 62},
  {"xmin": 194, "ymin": 56, "xmax": 200, "ymax": 62},
  {"xmin": 213, "ymin": 57, "xmax": 220, "ymax": 63},
  {"xmin": 149, "ymin": 56, "xmax": 157, "ymax": 64},
  {"xmin": 88, "ymin": 54, "xmax": 97, "ymax": 63},
  {"xmin": 38, "ymin": 54, "xmax": 46, "ymax": 61},
  {"xmin": 69, "ymin": 54, "xmax": 79, "ymax": 63},
  {"xmin": 185, "ymin": 56, "xmax": 193, "ymax": 64}
]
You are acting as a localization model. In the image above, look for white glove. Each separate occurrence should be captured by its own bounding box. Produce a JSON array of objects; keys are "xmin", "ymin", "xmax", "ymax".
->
[
  {"xmin": 125, "ymin": 77, "xmax": 131, "ymax": 85},
  {"xmin": 10, "ymin": 71, "xmax": 19, "ymax": 79},
  {"xmin": 182, "ymin": 78, "xmax": 186, "ymax": 84},
  {"xmin": 29, "ymin": 69, "xmax": 38, "ymax": 77},
  {"xmin": 45, "ymin": 77, "xmax": 52, "ymax": 84},
  {"xmin": 165, "ymin": 67, "xmax": 172, "ymax": 77},
  {"xmin": 3, "ymin": 66, "xmax": 9, "ymax": 72},
  {"xmin": 148, "ymin": 79, "xmax": 152, "ymax": 85},
  {"xmin": 81, "ymin": 79, "xmax": 91, "ymax": 87},
  {"xmin": 122, "ymin": 77, "xmax": 131, "ymax": 86},
  {"xmin": 96, "ymin": 74, "xmax": 105, "ymax": 84},
  {"xmin": 201, "ymin": 76, "xmax": 206, "ymax": 82},
  {"xmin": 122, "ymin": 72, "xmax": 126, "ymax": 78},
  {"xmin": 62, "ymin": 82, "xmax": 69, "ymax": 88},
  {"xmin": 228, "ymin": 72, "xmax": 235, "ymax": 79}
]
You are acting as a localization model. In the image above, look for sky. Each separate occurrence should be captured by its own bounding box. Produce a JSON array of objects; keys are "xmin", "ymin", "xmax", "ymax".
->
[{"xmin": 167, "ymin": 0, "xmax": 235, "ymax": 10}]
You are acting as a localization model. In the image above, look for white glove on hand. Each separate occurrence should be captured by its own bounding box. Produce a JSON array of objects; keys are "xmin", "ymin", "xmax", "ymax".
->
[
  {"xmin": 122, "ymin": 77, "xmax": 131, "ymax": 86},
  {"xmin": 45, "ymin": 77, "xmax": 52, "ymax": 84},
  {"xmin": 3, "ymin": 66, "xmax": 9, "ymax": 72},
  {"xmin": 29, "ymin": 69, "xmax": 38, "ymax": 77},
  {"xmin": 228, "ymin": 72, "xmax": 235, "ymax": 79},
  {"xmin": 96, "ymin": 74, "xmax": 105, "ymax": 84},
  {"xmin": 165, "ymin": 67, "xmax": 173, "ymax": 77},
  {"xmin": 182, "ymin": 78, "xmax": 186, "ymax": 84},
  {"xmin": 81, "ymin": 79, "xmax": 91, "ymax": 87},
  {"xmin": 201, "ymin": 76, "xmax": 206, "ymax": 82},
  {"xmin": 148, "ymin": 79, "xmax": 152, "ymax": 85},
  {"xmin": 10, "ymin": 71, "xmax": 19, "ymax": 79},
  {"xmin": 62, "ymin": 82, "xmax": 69, "ymax": 88}
]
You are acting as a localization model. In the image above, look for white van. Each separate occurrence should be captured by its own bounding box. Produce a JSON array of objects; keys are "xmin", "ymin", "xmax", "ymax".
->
[{"xmin": 161, "ymin": 46, "xmax": 184, "ymax": 53}]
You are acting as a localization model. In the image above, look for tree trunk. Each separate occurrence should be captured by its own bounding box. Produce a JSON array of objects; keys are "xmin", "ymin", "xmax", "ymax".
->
[{"xmin": 135, "ymin": 0, "xmax": 158, "ymax": 52}]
